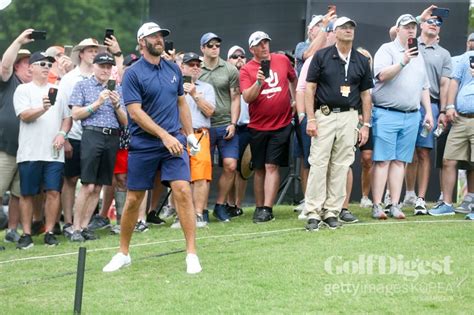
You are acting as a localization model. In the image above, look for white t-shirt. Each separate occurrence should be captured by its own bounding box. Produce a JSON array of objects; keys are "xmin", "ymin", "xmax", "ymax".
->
[{"xmin": 14, "ymin": 81, "xmax": 71, "ymax": 163}]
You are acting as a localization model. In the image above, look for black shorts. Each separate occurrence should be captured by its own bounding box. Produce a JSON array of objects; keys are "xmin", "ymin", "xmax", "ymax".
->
[
  {"xmin": 435, "ymin": 125, "xmax": 474, "ymax": 170},
  {"xmin": 359, "ymin": 126, "xmax": 373, "ymax": 151},
  {"xmin": 249, "ymin": 123, "xmax": 292, "ymax": 169},
  {"xmin": 80, "ymin": 128, "xmax": 120, "ymax": 185},
  {"xmin": 64, "ymin": 139, "xmax": 81, "ymax": 178}
]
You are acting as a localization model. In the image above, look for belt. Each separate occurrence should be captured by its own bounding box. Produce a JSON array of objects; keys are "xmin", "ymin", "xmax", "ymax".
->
[
  {"xmin": 193, "ymin": 128, "xmax": 208, "ymax": 133},
  {"xmin": 374, "ymin": 105, "xmax": 418, "ymax": 114},
  {"xmin": 83, "ymin": 126, "xmax": 120, "ymax": 136},
  {"xmin": 458, "ymin": 113, "xmax": 474, "ymax": 118},
  {"xmin": 317, "ymin": 104, "xmax": 355, "ymax": 114},
  {"xmin": 430, "ymin": 97, "xmax": 440, "ymax": 104}
]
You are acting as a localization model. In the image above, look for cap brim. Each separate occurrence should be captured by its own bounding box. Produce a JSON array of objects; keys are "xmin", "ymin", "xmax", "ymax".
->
[{"xmin": 239, "ymin": 145, "xmax": 254, "ymax": 180}]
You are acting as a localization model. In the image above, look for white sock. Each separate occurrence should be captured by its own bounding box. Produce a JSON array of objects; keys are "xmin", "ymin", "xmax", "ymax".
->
[
  {"xmin": 439, "ymin": 192, "xmax": 444, "ymax": 201},
  {"xmin": 406, "ymin": 190, "xmax": 416, "ymax": 197}
]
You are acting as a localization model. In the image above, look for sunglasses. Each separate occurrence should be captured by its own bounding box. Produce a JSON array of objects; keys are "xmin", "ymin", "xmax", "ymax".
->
[
  {"xmin": 32, "ymin": 61, "xmax": 53, "ymax": 68},
  {"xmin": 206, "ymin": 43, "xmax": 221, "ymax": 49},
  {"xmin": 426, "ymin": 19, "xmax": 442, "ymax": 26},
  {"xmin": 186, "ymin": 62, "xmax": 201, "ymax": 68},
  {"xmin": 230, "ymin": 54, "xmax": 245, "ymax": 59}
]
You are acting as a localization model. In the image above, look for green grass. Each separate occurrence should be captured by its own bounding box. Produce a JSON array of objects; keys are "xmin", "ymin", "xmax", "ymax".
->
[{"xmin": 0, "ymin": 205, "xmax": 472, "ymax": 314}]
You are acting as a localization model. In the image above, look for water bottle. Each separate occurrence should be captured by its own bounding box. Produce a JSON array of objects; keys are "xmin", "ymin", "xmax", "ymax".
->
[
  {"xmin": 433, "ymin": 123, "xmax": 445, "ymax": 137},
  {"xmin": 52, "ymin": 145, "xmax": 59, "ymax": 159},
  {"xmin": 420, "ymin": 122, "xmax": 430, "ymax": 138}
]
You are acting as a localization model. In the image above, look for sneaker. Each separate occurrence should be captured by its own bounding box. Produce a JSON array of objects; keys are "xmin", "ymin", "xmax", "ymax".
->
[
  {"xmin": 383, "ymin": 203, "xmax": 391, "ymax": 214},
  {"xmin": 196, "ymin": 214, "xmax": 208, "ymax": 228},
  {"xmin": 428, "ymin": 202, "xmax": 455, "ymax": 216},
  {"xmin": 465, "ymin": 212, "xmax": 474, "ymax": 220},
  {"xmin": 53, "ymin": 222, "xmax": 62, "ymax": 235},
  {"xmin": 0, "ymin": 210, "xmax": 7, "ymax": 230},
  {"xmin": 70, "ymin": 230, "xmax": 85, "ymax": 242},
  {"xmin": 360, "ymin": 196, "xmax": 373, "ymax": 208},
  {"xmin": 226, "ymin": 204, "xmax": 243, "ymax": 217},
  {"xmin": 170, "ymin": 217, "xmax": 181, "ymax": 229},
  {"xmin": 298, "ymin": 210, "xmax": 308, "ymax": 220},
  {"xmin": 202, "ymin": 209, "xmax": 210, "ymax": 223},
  {"xmin": 160, "ymin": 205, "xmax": 176, "ymax": 219},
  {"xmin": 44, "ymin": 232, "xmax": 59, "ymax": 247},
  {"xmin": 414, "ymin": 197, "xmax": 427, "ymax": 215},
  {"xmin": 294, "ymin": 200, "xmax": 305, "ymax": 212},
  {"xmin": 305, "ymin": 218, "xmax": 321, "ymax": 231},
  {"xmin": 63, "ymin": 223, "xmax": 73, "ymax": 239},
  {"xmin": 31, "ymin": 220, "xmax": 45, "ymax": 236},
  {"xmin": 213, "ymin": 204, "xmax": 231, "ymax": 222},
  {"xmin": 4, "ymin": 229, "xmax": 20, "ymax": 243},
  {"xmin": 372, "ymin": 204, "xmax": 388, "ymax": 220},
  {"xmin": 402, "ymin": 193, "xmax": 417, "ymax": 207},
  {"xmin": 383, "ymin": 193, "xmax": 392, "ymax": 209},
  {"xmin": 186, "ymin": 253, "xmax": 202, "ymax": 274},
  {"xmin": 455, "ymin": 199, "xmax": 473, "ymax": 214},
  {"xmin": 253, "ymin": 207, "xmax": 274, "ymax": 223},
  {"xmin": 134, "ymin": 220, "xmax": 149, "ymax": 233},
  {"xmin": 110, "ymin": 225, "xmax": 121, "ymax": 235},
  {"xmin": 103, "ymin": 252, "xmax": 131, "ymax": 272},
  {"xmin": 253, "ymin": 207, "xmax": 262, "ymax": 222},
  {"xmin": 16, "ymin": 234, "xmax": 34, "ymax": 250},
  {"xmin": 390, "ymin": 204, "xmax": 406, "ymax": 219},
  {"xmin": 146, "ymin": 210, "xmax": 166, "ymax": 225},
  {"xmin": 88, "ymin": 214, "xmax": 111, "ymax": 231},
  {"xmin": 81, "ymin": 228, "xmax": 98, "ymax": 240},
  {"xmin": 323, "ymin": 217, "xmax": 341, "ymax": 229},
  {"xmin": 339, "ymin": 208, "xmax": 359, "ymax": 223}
]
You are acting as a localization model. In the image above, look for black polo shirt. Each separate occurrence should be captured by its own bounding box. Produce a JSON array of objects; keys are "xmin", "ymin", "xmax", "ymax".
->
[{"xmin": 306, "ymin": 45, "xmax": 373, "ymax": 110}]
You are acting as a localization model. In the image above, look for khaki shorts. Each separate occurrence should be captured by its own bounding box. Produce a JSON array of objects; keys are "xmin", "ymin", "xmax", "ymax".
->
[
  {"xmin": 0, "ymin": 151, "xmax": 21, "ymax": 197},
  {"xmin": 444, "ymin": 116, "xmax": 474, "ymax": 162}
]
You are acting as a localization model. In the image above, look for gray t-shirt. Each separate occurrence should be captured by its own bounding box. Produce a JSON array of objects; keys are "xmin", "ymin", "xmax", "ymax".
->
[
  {"xmin": 0, "ymin": 74, "xmax": 22, "ymax": 156},
  {"xmin": 418, "ymin": 37, "xmax": 452, "ymax": 100},
  {"xmin": 372, "ymin": 38, "xmax": 430, "ymax": 111},
  {"xmin": 185, "ymin": 80, "xmax": 216, "ymax": 129}
]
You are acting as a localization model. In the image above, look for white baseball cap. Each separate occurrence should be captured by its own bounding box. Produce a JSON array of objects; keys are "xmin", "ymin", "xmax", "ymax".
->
[
  {"xmin": 308, "ymin": 15, "xmax": 324, "ymax": 29},
  {"xmin": 137, "ymin": 22, "xmax": 170, "ymax": 42},
  {"xmin": 248, "ymin": 31, "xmax": 271, "ymax": 48},
  {"xmin": 333, "ymin": 17, "xmax": 357, "ymax": 29},
  {"xmin": 227, "ymin": 45, "xmax": 245, "ymax": 59}
]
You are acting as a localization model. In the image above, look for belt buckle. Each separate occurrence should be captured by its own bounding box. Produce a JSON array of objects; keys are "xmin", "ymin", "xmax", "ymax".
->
[
  {"xmin": 102, "ymin": 127, "xmax": 112, "ymax": 135},
  {"xmin": 321, "ymin": 105, "xmax": 331, "ymax": 116},
  {"xmin": 332, "ymin": 107, "xmax": 341, "ymax": 113}
]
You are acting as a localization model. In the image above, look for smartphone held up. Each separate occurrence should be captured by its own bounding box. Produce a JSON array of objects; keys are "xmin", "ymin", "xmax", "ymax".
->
[{"xmin": 407, "ymin": 38, "xmax": 418, "ymax": 56}]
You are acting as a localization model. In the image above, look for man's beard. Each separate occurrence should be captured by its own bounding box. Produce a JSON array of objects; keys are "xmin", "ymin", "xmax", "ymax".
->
[{"xmin": 145, "ymin": 39, "xmax": 163, "ymax": 57}]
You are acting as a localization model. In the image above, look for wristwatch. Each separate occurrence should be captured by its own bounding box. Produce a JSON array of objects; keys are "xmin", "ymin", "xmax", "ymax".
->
[
  {"xmin": 446, "ymin": 104, "xmax": 455, "ymax": 110},
  {"xmin": 363, "ymin": 122, "xmax": 372, "ymax": 128},
  {"xmin": 113, "ymin": 51, "xmax": 122, "ymax": 57}
]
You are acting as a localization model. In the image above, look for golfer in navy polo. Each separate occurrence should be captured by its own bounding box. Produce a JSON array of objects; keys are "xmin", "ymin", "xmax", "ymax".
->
[{"xmin": 103, "ymin": 22, "xmax": 202, "ymax": 274}]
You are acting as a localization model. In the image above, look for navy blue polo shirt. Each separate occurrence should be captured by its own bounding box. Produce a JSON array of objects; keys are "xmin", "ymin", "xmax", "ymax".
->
[
  {"xmin": 122, "ymin": 57, "xmax": 184, "ymax": 140},
  {"xmin": 306, "ymin": 45, "xmax": 373, "ymax": 109}
]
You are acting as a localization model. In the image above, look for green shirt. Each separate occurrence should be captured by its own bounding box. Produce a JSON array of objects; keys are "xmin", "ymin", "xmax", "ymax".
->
[{"xmin": 199, "ymin": 58, "xmax": 239, "ymax": 126}]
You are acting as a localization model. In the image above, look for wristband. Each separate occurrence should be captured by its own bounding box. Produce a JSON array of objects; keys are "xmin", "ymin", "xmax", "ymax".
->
[
  {"xmin": 87, "ymin": 105, "xmax": 94, "ymax": 114},
  {"xmin": 298, "ymin": 112, "xmax": 306, "ymax": 119},
  {"xmin": 400, "ymin": 61, "xmax": 406, "ymax": 68},
  {"xmin": 113, "ymin": 51, "xmax": 122, "ymax": 57},
  {"xmin": 363, "ymin": 122, "xmax": 372, "ymax": 128},
  {"xmin": 230, "ymin": 122, "xmax": 237, "ymax": 127},
  {"xmin": 256, "ymin": 80, "xmax": 262, "ymax": 86},
  {"xmin": 58, "ymin": 130, "xmax": 67, "ymax": 139},
  {"xmin": 114, "ymin": 103, "xmax": 121, "ymax": 110},
  {"xmin": 307, "ymin": 118, "xmax": 316, "ymax": 123},
  {"xmin": 445, "ymin": 104, "xmax": 455, "ymax": 110},
  {"xmin": 439, "ymin": 110, "xmax": 446, "ymax": 114}
]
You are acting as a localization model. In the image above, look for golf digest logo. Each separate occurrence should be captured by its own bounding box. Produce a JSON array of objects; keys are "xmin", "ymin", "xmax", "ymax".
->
[{"xmin": 324, "ymin": 255, "xmax": 453, "ymax": 280}]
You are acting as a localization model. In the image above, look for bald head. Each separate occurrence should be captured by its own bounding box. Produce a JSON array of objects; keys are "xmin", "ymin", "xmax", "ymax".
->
[{"xmin": 389, "ymin": 26, "xmax": 397, "ymax": 41}]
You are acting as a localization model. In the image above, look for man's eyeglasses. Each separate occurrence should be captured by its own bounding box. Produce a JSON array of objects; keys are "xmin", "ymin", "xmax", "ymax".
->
[
  {"xmin": 206, "ymin": 43, "xmax": 221, "ymax": 49},
  {"xmin": 32, "ymin": 61, "xmax": 53, "ymax": 68},
  {"xmin": 426, "ymin": 19, "xmax": 442, "ymax": 27},
  {"xmin": 230, "ymin": 54, "xmax": 245, "ymax": 60}
]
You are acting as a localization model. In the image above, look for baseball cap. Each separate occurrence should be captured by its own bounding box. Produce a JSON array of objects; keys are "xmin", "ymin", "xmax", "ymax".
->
[
  {"xmin": 396, "ymin": 14, "xmax": 418, "ymax": 27},
  {"xmin": 29, "ymin": 51, "xmax": 55, "ymax": 64},
  {"xmin": 308, "ymin": 15, "xmax": 324, "ymax": 29},
  {"xmin": 15, "ymin": 49, "xmax": 31, "ymax": 63},
  {"xmin": 326, "ymin": 20, "xmax": 335, "ymax": 32},
  {"xmin": 333, "ymin": 17, "xmax": 357, "ymax": 29},
  {"xmin": 182, "ymin": 52, "xmax": 201, "ymax": 64},
  {"xmin": 45, "ymin": 46, "xmax": 64, "ymax": 58},
  {"xmin": 227, "ymin": 45, "xmax": 245, "ymax": 59},
  {"xmin": 248, "ymin": 31, "xmax": 271, "ymax": 48},
  {"xmin": 137, "ymin": 22, "xmax": 170, "ymax": 42},
  {"xmin": 468, "ymin": 33, "xmax": 474, "ymax": 42},
  {"xmin": 93, "ymin": 52, "xmax": 116, "ymax": 66},
  {"xmin": 123, "ymin": 53, "xmax": 139, "ymax": 67},
  {"xmin": 200, "ymin": 32, "xmax": 222, "ymax": 47}
]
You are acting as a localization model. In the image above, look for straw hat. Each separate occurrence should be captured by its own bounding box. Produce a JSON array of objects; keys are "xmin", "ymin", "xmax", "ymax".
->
[
  {"xmin": 71, "ymin": 38, "xmax": 106, "ymax": 65},
  {"xmin": 239, "ymin": 144, "xmax": 254, "ymax": 180}
]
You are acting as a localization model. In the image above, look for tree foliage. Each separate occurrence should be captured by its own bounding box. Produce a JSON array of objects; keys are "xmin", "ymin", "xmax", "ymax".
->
[{"xmin": 0, "ymin": 0, "xmax": 149, "ymax": 55}]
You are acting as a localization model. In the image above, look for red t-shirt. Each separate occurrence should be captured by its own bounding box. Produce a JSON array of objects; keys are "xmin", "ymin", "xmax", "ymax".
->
[{"xmin": 240, "ymin": 53, "xmax": 296, "ymax": 131}]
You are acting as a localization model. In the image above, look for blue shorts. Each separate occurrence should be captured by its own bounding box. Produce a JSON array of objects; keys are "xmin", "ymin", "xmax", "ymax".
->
[
  {"xmin": 372, "ymin": 106, "xmax": 421, "ymax": 163},
  {"xmin": 18, "ymin": 161, "xmax": 64, "ymax": 196},
  {"xmin": 127, "ymin": 133, "xmax": 190, "ymax": 190},
  {"xmin": 415, "ymin": 103, "xmax": 439, "ymax": 149},
  {"xmin": 293, "ymin": 117, "xmax": 311, "ymax": 169},
  {"xmin": 210, "ymin": 126, "xmax": 239, "ymax": 160}
]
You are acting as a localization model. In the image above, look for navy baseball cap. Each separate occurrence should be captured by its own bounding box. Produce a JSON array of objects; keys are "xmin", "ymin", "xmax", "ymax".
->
[{"xmin": 200, "ymin": 32, "xmax": 222, "ymax": 46}]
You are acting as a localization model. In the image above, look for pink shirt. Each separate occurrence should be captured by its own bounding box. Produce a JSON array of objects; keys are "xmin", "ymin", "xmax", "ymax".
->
[{"xmin": 296, "ymin": 55, "xmax": 314, "ymax": 92}]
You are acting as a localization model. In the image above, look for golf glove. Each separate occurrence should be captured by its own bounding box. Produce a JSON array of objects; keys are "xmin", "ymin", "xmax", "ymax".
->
[{"xmin": 187, "ymin": 134, "xmax": 201, "ymax": 156}]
